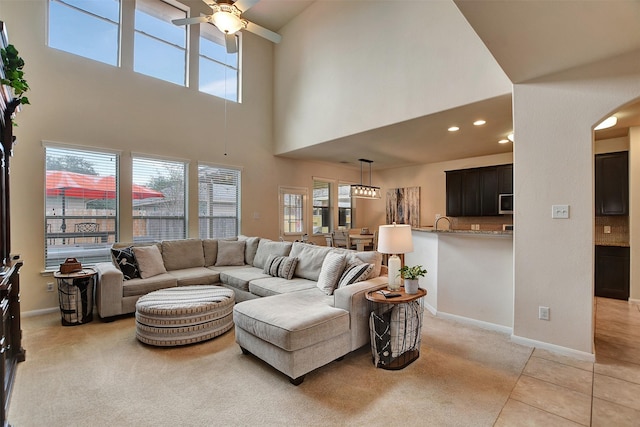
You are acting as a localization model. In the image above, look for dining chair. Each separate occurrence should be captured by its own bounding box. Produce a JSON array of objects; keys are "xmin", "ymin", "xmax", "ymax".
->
[{"xmin": 74, "ymin": 222, "xmax": 100, "ymax": 243}]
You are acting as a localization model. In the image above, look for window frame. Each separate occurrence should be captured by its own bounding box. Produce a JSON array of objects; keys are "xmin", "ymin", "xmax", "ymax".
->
[
  {"xmin": 198, "ymin": 163, "xmax": 242, "ymax": 239},
  {"xmin": 279, "ymin": 186, "xmax": 307, "ymax": 238},
  {"xmin": 312, "ymin": 179, "xmax": 332, "ymax": 235},
  {"xmin": 198, "ymin": 23, "xmax": 241, "ymax": 102}
]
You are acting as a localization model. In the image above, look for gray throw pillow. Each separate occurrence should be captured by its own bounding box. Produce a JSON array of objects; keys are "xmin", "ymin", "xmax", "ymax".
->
[
  {"xmin": 316, "ymin": 251, "xmax": 347, "ymax": 295},
  {"xmin": 133, "ymin": 245, "xmax": 167, "ymax": 279},
  {"xmin": 215, "ymin": 240, "xmax": 246, "ymax": 266},
  {"xmin": 253, "ymin": 239, "xmax": 293, "ymax": 269}
]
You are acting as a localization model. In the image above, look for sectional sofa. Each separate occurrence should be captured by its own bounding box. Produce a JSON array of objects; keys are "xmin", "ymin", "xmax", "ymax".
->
[{"xmin": 94, "ymin": 237, "xmax": 387, "ymax": 384}]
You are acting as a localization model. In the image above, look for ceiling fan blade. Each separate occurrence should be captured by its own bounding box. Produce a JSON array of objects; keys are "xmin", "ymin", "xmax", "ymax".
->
[
  {"xmin": 233, "ymin": 0, "xmax": 259, "ymax": 13},
  {"xmin": 172, "ymin": 16, "xmax": 209, "ymax": 26},
  {"xmin": 225, "ymin": 33, "xmax": 238, "ymax": 54},
  {"xmin": 245, "ymin": 21, "xmax": 282, "ymax": 44}
]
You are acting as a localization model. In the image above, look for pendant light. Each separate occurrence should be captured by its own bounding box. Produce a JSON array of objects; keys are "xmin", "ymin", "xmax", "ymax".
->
[{"xmin": 350, "ymin": 159, "xmax": 381, "ymax": 199}]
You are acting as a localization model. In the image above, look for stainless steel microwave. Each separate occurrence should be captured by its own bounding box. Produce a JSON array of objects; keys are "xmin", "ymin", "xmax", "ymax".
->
[{"xmin": 499, "ymin": 194, "xmax": 513, "ymax": 214}]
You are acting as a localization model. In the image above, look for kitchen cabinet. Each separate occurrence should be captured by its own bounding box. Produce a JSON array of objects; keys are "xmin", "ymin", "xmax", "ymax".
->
[
  {"xmin": 446, "ymin": 164, "xmax": 511, "ymax": 217},
  {"xmin": 595, "ymin": 151, "xmax": 628, "ymax": 216},
  {"xmin": 595, "ymin": 245, "xmax": 629, "ymax": 300}
]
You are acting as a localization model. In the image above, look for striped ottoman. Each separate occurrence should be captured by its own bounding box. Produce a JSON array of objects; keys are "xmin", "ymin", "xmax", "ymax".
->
[{"xmin": 135, "ymin": 285, "xmax": 235, "ymax": 346}]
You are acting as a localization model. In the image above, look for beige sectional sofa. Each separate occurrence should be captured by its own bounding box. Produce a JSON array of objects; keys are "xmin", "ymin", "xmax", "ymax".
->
[{"xmin": 94, "ymin": 236, "xmax": 387, "ymax": 384}]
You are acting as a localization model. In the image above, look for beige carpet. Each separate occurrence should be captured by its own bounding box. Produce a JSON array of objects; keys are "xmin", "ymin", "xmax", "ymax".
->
[{"xmin": 9, "ymin": 311, "xmax": 532, "ymax": 426}]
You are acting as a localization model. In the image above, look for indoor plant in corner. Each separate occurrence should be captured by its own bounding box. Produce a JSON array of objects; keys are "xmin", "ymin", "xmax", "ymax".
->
[{"xmin": 399, "ymin": 265, "xmax": 427, "ymax": 295}]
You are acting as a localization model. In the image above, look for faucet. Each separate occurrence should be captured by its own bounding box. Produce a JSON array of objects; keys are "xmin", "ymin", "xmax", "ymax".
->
[{"xmin": 435, "ymin": 216, "xmax": 451, "ymax": 231}]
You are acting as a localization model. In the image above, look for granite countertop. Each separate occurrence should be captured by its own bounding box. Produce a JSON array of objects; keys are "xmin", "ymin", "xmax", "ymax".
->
[
  {"xmin": 413, "ymin": 227, "xmax": 513, "ymax": 236},
  {"xmin": 595, "ymin": 241, "xmax": 630, "ymax": 247}
]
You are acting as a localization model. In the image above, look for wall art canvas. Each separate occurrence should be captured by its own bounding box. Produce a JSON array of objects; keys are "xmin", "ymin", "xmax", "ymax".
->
[{"xmin": 386, "ymin": 187, "xmax": 420, "ymax": 227}]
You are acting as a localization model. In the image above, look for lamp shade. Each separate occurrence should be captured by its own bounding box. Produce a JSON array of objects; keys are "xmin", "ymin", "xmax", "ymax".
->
[{"xmin": 377, "ymin": 224, "xmax": 413, "ymax": 255}]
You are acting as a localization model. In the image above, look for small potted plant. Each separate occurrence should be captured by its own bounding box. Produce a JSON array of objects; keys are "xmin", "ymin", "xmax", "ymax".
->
[{"xmin": 399, "ymin": 265, "xmax": 427, "ymax": 294}]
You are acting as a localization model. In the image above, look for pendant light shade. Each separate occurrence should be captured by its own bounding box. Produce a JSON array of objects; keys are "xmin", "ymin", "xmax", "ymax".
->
[{"xmin": 350, "ymin": 159, "xmax": 381, "ymax": 199}]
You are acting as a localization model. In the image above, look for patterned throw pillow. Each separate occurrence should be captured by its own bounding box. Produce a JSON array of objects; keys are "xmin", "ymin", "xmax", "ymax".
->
[
  {"xmin": 263, "ymin": 255, "xmax": 298, "ymax": 280},
  {"xmin": 337, "ymin": 262, "xmax": 374, "ymax": 288},
  {"xmin": 111, "ymin": 247, "xmax": 140, "ymax": 280},
  {"xmin": 316, "ymin": 252, "xmax": 347, "ymax": 295}
]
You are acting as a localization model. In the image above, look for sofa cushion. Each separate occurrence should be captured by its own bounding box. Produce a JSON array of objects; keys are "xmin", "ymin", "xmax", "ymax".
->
[
  {"xmin": 248, "ymin": 277, "xmax": 317, "ymax": 298},
  {"xmin": 337, "ymin": 263, "xmax": 374, "ymax": 288},
  {"xmin": 202, "ymin": 239, "xmax": 218, "ymax": 267},
  {"xmin": 122, "ymin": 273, "xmax": 178, "ymax": 297},
  {"xmin": 167, "ymin": 267, "xmax": 220, "ymax": 286},
  {"xmin": 133, "ymin": 245, "xmax": 167, "ymax": 279},
  {"xmin": 289, "ymin": 242, "xmax": 333, "ymax": 282},
  {"xmin": 253, "ymin": 239, "xmax": 293, "ymax": 269},
  {"xmin": 316, "ymin": 251, "xmax": 347, "ymax": 295},
  {"xmin": 161, "ymin": 239, "xmax": 205, "ymax": 271},
  {"xmin": 220, "ymin": 267, "xmax": 271, "ymax": 292},
  {"xmin": 348, "ymin": 251, "xmax": 383, "ymax": 279},
  {"xmin": 263, "ymin": 255, "xmax": 298, "ymax": 280},
  {"xmin": 238, "ymin": 236, "xmax": 260, "ymax": 265},
  {"xmin": 216, "ymin": 240, "xmax": 246, "ymax": 266},
  {"xmin": 233, "ymin": 289, "xmax": 349, "ymax": 352},
  {"xmin": 111, "ymin": 247, "xmax": 140, "ymax": 280}
]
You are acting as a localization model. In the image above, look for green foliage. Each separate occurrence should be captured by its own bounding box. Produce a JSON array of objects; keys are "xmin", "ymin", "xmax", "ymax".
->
[
  {"xmin": 46, "ymin": 155, "xmax": 98, "ymax": 175},
  {"xmin": 399, "ymin": 265, "xmax": 428, "ymax": 280},
  {"xmin": 147, "ymin": 170, "xmax": 184, "ymax": 192},
  {"xmin": 1, "ymin": 44, "xmax": 29, "ymax": 105}
]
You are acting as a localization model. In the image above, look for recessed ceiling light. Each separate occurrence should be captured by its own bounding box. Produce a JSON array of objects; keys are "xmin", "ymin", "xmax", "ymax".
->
[
  {"xmin": 498, "ymin": 139, "xmax": 510, "ymax": 144},
  {"xmin": 594, "ymin": 116, "xmax": 617, "ymax": 130},
  {"xmin": 473, "ymin": 120, "xmax": 486, "ymax": 126},
  {"xmin": 507, "ymin": 133, "xmax": 514, "ymax": 142},
  {"xmin": 448, "ymin": 126, "xmax": 460, "ymax": 132}
]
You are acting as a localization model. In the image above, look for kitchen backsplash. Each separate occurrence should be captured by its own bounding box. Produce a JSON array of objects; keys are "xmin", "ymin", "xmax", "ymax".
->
[
  {"xmin": 595, "ymin": 216, "xmax": 629, "ymax": 245},
  {"xmin": 448, "ymin": 216, "xmax": 513, "ymax": 231}
]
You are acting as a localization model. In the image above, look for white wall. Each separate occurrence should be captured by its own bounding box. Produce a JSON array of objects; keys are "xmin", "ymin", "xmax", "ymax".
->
[
  {"xmin": 0, "ymin": 1, "xmax": 361, "ymax": 312},
  {"xmin": 273, "ymin": 0, "xmax": 512, "ymax": 154},
  {"xmin": 513, "ymin": 49, "xmax": 640, "ymax": 354}
]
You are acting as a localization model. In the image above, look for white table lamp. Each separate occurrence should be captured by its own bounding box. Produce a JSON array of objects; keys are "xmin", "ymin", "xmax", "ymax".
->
[{"xmin": 377, "ymin": 223, "xmax": 414, "ymax": 291}]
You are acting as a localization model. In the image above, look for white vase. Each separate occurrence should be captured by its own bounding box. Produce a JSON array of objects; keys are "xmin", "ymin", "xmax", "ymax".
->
[{"xmin": 404, "ymin": 279, "xmax": 419, "ymax": 294}]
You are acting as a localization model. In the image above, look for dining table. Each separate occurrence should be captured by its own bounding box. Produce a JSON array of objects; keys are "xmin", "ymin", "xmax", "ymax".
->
[{"xmin": 349, "ymin": 233, "xmax": 375, "ymax": 251}]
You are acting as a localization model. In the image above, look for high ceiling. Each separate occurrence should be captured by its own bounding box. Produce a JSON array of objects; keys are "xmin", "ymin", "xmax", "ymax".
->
[{"xmin": 239, "ymin": 0, "xmax": 640, "ymax": 169}]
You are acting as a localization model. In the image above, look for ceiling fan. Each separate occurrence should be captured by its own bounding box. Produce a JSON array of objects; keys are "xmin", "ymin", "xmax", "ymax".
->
[{"xmin": 172, "ymin": 0, "xmax": 282, "ymax": 54}]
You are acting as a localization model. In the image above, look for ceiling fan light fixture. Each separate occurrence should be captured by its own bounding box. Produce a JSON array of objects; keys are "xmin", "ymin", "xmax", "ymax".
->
[{"xmin": 211, "ymin": 4, "xmax": 247, "ymax": 34}]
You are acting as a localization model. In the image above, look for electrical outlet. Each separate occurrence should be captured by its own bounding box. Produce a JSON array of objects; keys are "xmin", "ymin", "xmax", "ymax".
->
[
  {"xmin": 552, "ymin": 205, "xmax": 569, "ymax": 219},
  {"xmin": 46, "ymin": 282, "xmax": 55, "ymax": 292},
  {"xmin": 539, "ymin": 306, "xmax": 550, "ymax": 321}
]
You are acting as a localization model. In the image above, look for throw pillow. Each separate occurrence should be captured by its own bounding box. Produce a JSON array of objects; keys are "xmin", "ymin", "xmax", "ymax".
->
[
  {"xmin": 215, "ymin": 240, "xmax": 246, "ymax": 266},
  {"xmin": 238, "ymin": 235, "xmax": 260, "ymax": 265},
  {"xmin": 316, "ymin": 252, "xmax": 347, "ymax": 295},
  {"xmin": 263, "ymin": 255, "xmax": 298, "ymax": 280},
  {"xmin": 337, "ymin": 262, "xmax": 374, "ymax": 288},
  {"xmin": 111, "ymin": 246, "xmax": 140, "ymax": 280},
  {"xmin": 161, "ymin": 239, "xmax": 204, "ymax": 271},
  {"xmin": 348, "ymin": 251, "xmax": 383, "ymax": 279},
  {"xmin": 133, "ymin": 245, "xmax": 167, "ymax": 279},
  {"xmin": 252, "ymin": 239, "xmax": 293, "ymax": 269}
]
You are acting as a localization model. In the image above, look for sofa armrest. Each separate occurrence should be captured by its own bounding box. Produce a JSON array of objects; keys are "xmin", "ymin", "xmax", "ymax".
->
[
  {"xmin": 94, "ymin": 262, "xmax": 124, "ymax": 318},
  {"xmin": 333, "ymin": 276, "xmax": 388, "ymax": 351}
]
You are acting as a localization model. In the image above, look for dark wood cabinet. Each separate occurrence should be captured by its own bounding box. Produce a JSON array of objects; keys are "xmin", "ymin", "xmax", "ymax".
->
[
  {"xmin": 446, "ymin": 164, "xmax": 511, "ymax": 217},
  {"xmin": 595, "ymin": 151, "xmax": 628, "ymax": 216},
  {"xmin": 595, "ymin": 245, "xmax": 630, "ymax": 300}
]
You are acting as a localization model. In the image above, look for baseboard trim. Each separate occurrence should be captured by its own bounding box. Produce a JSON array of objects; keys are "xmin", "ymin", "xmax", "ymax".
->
[
  {"xmin": 22, "ymin": 307, "xmax": 59, "ymax": 317},
  {"xmin": 435, "ymin": 311, "xmax": 513, "ymax": 335},
  {"xmin": 424, "ymin": 302, "xmax": 437, "ymax": 316},
  {"xmin": 629, "ymin": 298, "xmax": 640, "ymax": 305},
  {"xmin": 510, "ymin": 334, "xmax": 595, "ymax": 362}
]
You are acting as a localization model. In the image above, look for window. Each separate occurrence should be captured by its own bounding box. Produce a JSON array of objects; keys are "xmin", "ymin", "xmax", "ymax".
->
[
  {"xmin": 338, "ymin": 183, "xmax": 353, "ymax": 229},
  {"xmin": 132, "ymin": 156, "xmax": 186, "ymax": 242},
  {"xmin": 312, "ymin": 180, "xmax": 331, "ymax": 234},
  {"xmin": 48, "ymin": 0, "xmax": 121, "ymax": 66},
  {"xmin": 199, "ymin": 24, "xmax": 239, "ymax": 102},
  {"xmin": 45, "ymin": 145, "xmax": 119, "ymax": 269},
  {"xmin": 198, "ymin": 164, "xmax": 241, "ymax": 239},
  {"xmin": 134, "ymin": 0, "xmax": 187, "ymax": 86},
  {"xmin": 279, "ymin": 187, "xmax": 307, "ymax": 237}
]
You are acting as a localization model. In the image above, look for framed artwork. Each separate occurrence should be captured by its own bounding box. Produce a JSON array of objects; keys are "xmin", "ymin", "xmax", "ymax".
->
[{"xmin": 386, "ymin": 187, "xmax": 420, "ymax": 227}]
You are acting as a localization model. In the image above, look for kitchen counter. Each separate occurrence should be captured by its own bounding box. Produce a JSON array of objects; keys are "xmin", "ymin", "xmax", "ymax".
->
[{"xmin": 413, "ymin": 227, "xmax": 513, "ymax": 236}]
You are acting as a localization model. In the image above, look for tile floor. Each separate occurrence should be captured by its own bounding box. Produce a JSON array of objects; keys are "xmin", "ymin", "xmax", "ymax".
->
[{"xmin": 495, "ymin": 297, "xmax": 640, "ymax": 426}]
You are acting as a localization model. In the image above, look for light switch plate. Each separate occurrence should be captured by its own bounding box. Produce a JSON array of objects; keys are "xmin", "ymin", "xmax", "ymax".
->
[
  {"xmin": 604, "ymin": 226, "xmax": 611, "ymax": 234},
  {"xmin": 552, "ymin": 205, "xmax": 569, "ymax": 219}
]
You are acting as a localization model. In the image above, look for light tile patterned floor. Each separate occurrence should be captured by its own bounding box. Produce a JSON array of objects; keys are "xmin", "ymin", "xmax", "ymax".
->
[{"xmin": 496, "ymin": 297, "xmax": 640, "ymax": 426}]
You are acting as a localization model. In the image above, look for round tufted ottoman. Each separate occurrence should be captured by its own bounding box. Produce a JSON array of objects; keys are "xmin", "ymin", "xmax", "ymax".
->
[{"xmin": 135, "ymin": 285, "xmax": 235, "ymax": 347}]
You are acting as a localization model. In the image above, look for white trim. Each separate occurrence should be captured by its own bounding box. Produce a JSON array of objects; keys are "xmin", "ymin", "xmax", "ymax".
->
[
  {"xmin": 436, "ymin": 310, "xmax": 513, "ymax": 335},
  {"xmin": 510, "ymin": 334, "xmax": 595, "ymax": 362},
  {"xmin": 628, "ymin": 298, "xmax": 640, "ymax": 305},
  {"xmin": 22, "ymin": 307, "xmax": 60, "ymax": 317},
  {"xmin": 198, "ymin": 160, "xmax": 243, "ymax": 172},
  {"xmin": 42, "ymin": 140, "xmax": 122, "ymax": 155},
  {"xmin": 130, "ymin": 151, "xmax": 191, "ymax": 164},
  {"xmin": 424, "ymin": 301, "xmax": 437, "ymax": 316}
]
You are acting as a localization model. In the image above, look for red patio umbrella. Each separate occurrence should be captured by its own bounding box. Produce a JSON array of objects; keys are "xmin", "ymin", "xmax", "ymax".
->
[{"xmin": 46, "ymin": 171, "xmax": 164, "ymax": 235}]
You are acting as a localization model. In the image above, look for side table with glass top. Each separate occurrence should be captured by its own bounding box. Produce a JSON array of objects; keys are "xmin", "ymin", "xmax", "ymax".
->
[
  {"xmin": 53, "ymin": 268, "xmax": 96, "ymax": 326},
  {"xmin": 366, "ymin": 287, "xmax": 427, "ymax": 369}
]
